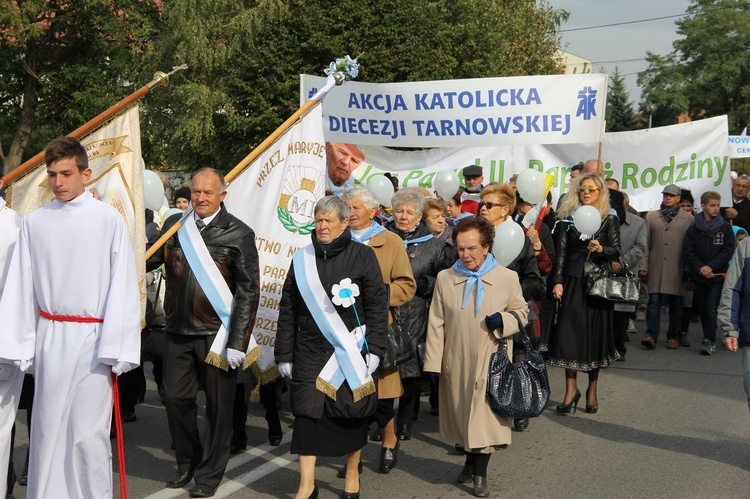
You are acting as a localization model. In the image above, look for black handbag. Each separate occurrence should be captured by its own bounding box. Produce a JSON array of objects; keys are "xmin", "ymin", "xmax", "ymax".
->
[
  {"xmin": 380, "ymin": 307, "xmax": 415, "ymax": 370},
  {"xmin": 486, "ymin": 311, "xmax": 550, "ymax": 419},
  {"xmin": 584, "ymin": 251, "xmax": 639, "ymax": 303}
]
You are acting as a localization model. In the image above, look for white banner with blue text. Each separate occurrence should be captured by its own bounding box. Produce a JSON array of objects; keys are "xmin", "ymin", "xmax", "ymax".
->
[{"xmin": 300, "ymin": 74, "xmax": 608, "ymax": 147}]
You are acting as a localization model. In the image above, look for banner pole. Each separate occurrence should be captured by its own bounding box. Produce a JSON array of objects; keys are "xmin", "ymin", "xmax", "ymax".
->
[{"xmin": 1, "ymin": 65, "xmax": 187, "ymax": 185}]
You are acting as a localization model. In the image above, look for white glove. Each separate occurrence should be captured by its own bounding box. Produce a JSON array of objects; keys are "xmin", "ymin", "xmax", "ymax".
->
[
  {"xmin": 13, "ymin": 359, "xmax": 33, "ymax": 373},
  {"xmin": 227, "ymin": 348, "xmax": 245, "ymax": 370},
  {"xmin": 278, "ymin": 362, "xmax": 293, "ymax": 379},
  {"xmin": 0, "ymin": 363, "xmax": 18, "ymax": 381},
  {"xmin": 112, "ymin": 361, "xmax": 134, "ymax": 376},
  {"xmin": 366, "ymin": 354, "xmax": 380, "ymax": 375}
]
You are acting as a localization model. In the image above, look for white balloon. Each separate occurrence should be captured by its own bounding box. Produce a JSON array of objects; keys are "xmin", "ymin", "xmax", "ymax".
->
[
  {"xmin": 516, "ymin": 169, "xmax": 546, "ymax": 204},
  {"xmin": 143, "ymin": 170, "xmax": 165, "ymax": 212},
  {"xmin": 161, "ymin": 195, "xmax": 169, "ymax": 211},
  {"xmin": 163, "ymin": 208, "xmax": 183, "ymax": 221},
  {"xmin": 492, "ymin": 221, "xmax": 525, "ymax": 267},
  {"xmin": 434, "ymin": 170, "xmax": 460, "ymax": 201},
  {"xmin": 573, "ymin": 205, "xmax": 602, "ymax": 235},
  {"xmin": 367, "ymin": 175, "xmax": 395, "ymax": 206}
]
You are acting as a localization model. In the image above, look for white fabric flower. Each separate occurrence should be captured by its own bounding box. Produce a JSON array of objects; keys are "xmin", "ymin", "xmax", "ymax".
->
[{"xmin": 331, "ymin": 278, "xmax": 360, "ymax": 308}]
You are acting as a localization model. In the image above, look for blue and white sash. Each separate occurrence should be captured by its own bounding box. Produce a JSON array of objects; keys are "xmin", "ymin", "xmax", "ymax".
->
[
  {"xmin": 292, "ymin": 245, "xmax": 375, "ymax": 402},
  {"xmin": 351, "ymin": 221, "xmax": 387, "ymax": 244},
  {"xmin": 178, "ymin": 217, "xmax": 259, "ymax": 371}
]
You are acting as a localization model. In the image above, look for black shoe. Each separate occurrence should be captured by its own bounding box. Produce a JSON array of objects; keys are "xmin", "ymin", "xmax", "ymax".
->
[
  {"xmin": 269, "ymin": 434, "xmax": 282, "ymax": 446},
  {"xmin": 336, "ymin": 460, "xmax": 363, "ymax": 479},
  {"xmin": 556, "ymin": 389, "xmax": 581, "ymax": 414},
  {"xmin": 230, "ymin": 441, "xmax": 247, "ymax": 454},
  {"xmin": 341, "ymin": 477, "xmax": 361, "ymax": 499},
  {"xmin": 512, "ymin": 418, "xmax": 529, "ymax": 431},
  {"xmin": 189, "ymin": 484, "xmax": 217, "ymax": 498},
  {"xmin": 396, "ymin": 423, "xmax": 411, "ymax": 440},
  {"xmin": 378, "ymin": 442, "xmax": 399, "ymax": 473},
  {"xmin": 585, "ymin": 388, "xmax": 599, "ymax": 414},
  {"xmin": 679, "ymin": 333, "xmax": 691, "ymax": 348},
  {"xmin": 454, "ymin": 443, "xmax": 465, "ymax": 454},
  {"xmin": 457, "ymin": 463, "xmax": 475, "ymax": 483},
  {"xmin": 473, "ymin": 475, "xmax": 490, "ymax": 498},
  {"xmin": 430, "ymin": 406, "xmax": 439, "ymax": 416},
  {"xmin": 165, "ymin": 469, "xmax": 194, "ymax": 488},
  {"xmin": 369, "ymin": 427, "xmax": 383, "ymax": 442},
  {"xmin": 18, "ymin": 449, "xmax": 29, "ymax": 486},
  {"xmin": 121, "ymin": 411, "xmax": 137, "ymax": 422},
  {"xmin": 307, "ymin": 485, "xmax": 319, "ymax": 499}
]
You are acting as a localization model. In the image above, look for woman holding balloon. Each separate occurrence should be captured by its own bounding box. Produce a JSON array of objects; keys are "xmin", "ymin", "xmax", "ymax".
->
[{"xmin": 548, "ymin": 172, "xmax": 621, "ymax": 414}]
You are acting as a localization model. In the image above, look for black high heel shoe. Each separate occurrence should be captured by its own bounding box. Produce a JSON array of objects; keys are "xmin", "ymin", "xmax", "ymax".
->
[
  {"xmin": 585, "ymin": 389, "xmax": 598, "ymax": 414},
  {"xmin": 307, "ymin": 485, "xmax": 319, "ymax": 499},
  {"xmin": 556, "ymin": 389, "xmax": 581, "ymax": 414},
  {"xmin": 341, "ymin": 477, "xmax": 360, "ymax": 499}
]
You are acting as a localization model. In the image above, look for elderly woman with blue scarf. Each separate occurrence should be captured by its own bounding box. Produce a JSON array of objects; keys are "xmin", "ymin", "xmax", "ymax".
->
[{"xmin": 424, "ymin": 217, "xmax": 528, "ymax": 498}]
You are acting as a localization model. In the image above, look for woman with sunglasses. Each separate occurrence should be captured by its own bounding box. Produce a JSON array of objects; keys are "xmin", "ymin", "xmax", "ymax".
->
[{"xmin": 548, "ymin": 172, "xmax": 621, "ymax": 414}]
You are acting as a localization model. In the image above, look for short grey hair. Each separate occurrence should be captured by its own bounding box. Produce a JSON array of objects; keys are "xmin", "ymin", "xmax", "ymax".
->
[
  {"xmin": 392, "ymin": 187, "xmax": 426, "ymax": 216},
  {"xmin": 340, "ymin": 187, "xmax": 379, "ymax": 210},
  {"xmin": 314, "ymin": 195, "xmax": 350, "ymax": 221},
  {"xmin": 192, "ymin": 167, "xmax": 226, "ymax": 192}
]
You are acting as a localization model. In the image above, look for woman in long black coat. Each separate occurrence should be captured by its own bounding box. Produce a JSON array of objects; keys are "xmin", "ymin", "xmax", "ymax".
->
[{"xmin": 275, "ymin": 196, "xmax": 388, "ymax": 499}]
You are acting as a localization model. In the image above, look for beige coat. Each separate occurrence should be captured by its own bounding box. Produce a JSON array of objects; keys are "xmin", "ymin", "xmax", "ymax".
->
[
  {"xmin": 639, "ymin": 209, "xmax": 694, "ymax": 295},
  {"xmin": 424, "ymin": 265, "xmax": 528, "ymax": 450},
  {"xmin": 369, "ymin": 229, "xmax": 417, "ymax": 398}
]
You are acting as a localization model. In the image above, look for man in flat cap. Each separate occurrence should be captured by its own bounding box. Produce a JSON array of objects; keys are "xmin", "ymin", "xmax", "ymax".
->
[
  {"xmin": 639, "ymin": 184, "xmax": 694, "ymax": 350},
  {"xmin": 460, "ymin": 165, "xmax": 484, "ymax": 214}
]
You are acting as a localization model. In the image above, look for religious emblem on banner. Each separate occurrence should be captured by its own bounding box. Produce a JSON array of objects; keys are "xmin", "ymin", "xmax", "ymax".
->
[{"xmin": 277, "ymin": 165, "xmax": 324, "ymax": 234}]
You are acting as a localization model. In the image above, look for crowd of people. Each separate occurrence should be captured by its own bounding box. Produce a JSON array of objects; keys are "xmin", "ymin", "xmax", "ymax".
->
[{"xmin": 1, "ymin": 138, "xmax": 749, "ymax": 499}]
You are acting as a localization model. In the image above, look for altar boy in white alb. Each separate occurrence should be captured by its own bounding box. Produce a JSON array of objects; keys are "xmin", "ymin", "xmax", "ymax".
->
[
  {"xmin": 0, "ymin": 175, "xmax": 23, "ymax": 498},
  {"xmin": 0, "ymin": 137, "xmax": 141, "ymax": 498}
]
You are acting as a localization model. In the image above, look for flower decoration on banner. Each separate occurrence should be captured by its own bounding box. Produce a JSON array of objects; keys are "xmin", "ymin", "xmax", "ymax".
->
[
  {"xmin": 324, "ymin": 54, "xmax": 363, "ymax": 82},
  {"xmin": 331, "ymin": 278, "xmax": 360, "ymax": 308}
]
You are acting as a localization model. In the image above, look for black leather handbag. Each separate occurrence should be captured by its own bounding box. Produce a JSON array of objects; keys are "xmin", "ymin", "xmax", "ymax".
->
[
  {"xmin": 584, "ymin": 251, "xmax": 639, "ymax": 303},
  {"xmin": 380, "ymin": 307, "xmax": 415, "ymax": 370},
  {"xmin": 486, "ymin": 311, "xmax": 550, "ymax": 419}
]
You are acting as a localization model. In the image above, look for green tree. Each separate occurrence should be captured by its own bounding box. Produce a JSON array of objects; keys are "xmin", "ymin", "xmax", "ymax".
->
[
  {"xmin": 606, "ymin": 67, "xmax": 636, "ymax": 131},
  {"xmin": 141, "ymin": 0, "xmax": 566, "ymax": 171},
  {"xmin": 638, "ymin": 0, "xmax": 750, "ymax": 131},
  {"xmin": 0, "ymin": 0, "xmax": 162, "ymax": 174}
]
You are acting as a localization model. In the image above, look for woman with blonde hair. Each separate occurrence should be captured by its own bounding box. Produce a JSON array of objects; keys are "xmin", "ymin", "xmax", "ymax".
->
[{"xmin": 548, "ymin": 172, "xmax": 621, "ymax": 414}]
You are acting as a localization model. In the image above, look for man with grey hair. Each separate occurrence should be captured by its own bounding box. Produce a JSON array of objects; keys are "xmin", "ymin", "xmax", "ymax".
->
[{"xmin": 148, "ymin": 167, "xmax": 260, "ymax": 497}]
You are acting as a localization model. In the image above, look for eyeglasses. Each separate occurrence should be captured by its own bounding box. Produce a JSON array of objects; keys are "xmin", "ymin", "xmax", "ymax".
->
[
  {"xmin": 482, "ymin": 201, "xmax": 506, "ymax": 210},
  {"xmin": 578, "ymin": 186, "xmax": 599, "ymax": 193}
]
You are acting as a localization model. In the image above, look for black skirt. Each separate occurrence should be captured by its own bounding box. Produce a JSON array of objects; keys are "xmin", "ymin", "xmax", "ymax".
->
[
  {"xmin": 547, "ymin": 275, "xmax": 620, "ymax": 371},
  {"xmin": 291, "ymin": 411, "xmax": 367, "ymax": 457}
]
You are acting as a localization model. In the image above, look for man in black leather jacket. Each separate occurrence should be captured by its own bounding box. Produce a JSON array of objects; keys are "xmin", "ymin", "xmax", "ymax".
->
[{"xmin": 147, "ymin": 168, "xmax": 260, "ymax": 498}]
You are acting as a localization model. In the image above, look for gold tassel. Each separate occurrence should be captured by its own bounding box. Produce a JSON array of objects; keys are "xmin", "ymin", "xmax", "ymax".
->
[
  {"xmin": 316, "ymin": 377, "xmax": 338, "ymax": 401},
  {"xmin": 248, "ymin": 363, "xmax": 280, "ymax": 403},
  {"xmin": 242, "ymin": 346, "xmax": 261, "ymax": 370},
  {"xmin": 352, "ymin": 380, "xmax": 376, "ymax": 403},
  {"xmin": 204, "ymin": 351, "xmax": 229, "ymax": 372}
]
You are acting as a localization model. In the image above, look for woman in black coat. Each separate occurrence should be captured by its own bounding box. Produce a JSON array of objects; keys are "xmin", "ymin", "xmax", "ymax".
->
[
  {"xmin": 384, "ymin": 189, "xmax": 451, "ymax": 446},
  {"xmin": 548, "ymin": 173, "xmax": 621, "ymax": 415},
  {"xmin": 275, "ymin": 196, "xmax": 388, "ymax": 499}
]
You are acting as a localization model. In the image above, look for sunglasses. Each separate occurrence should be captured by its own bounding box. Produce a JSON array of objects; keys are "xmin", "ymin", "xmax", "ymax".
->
[
  {"xmin": 578, "ymin": 185, "xmax": 599, "ymax": 192},
  {"xmin": 482, "ymin": 201, "xmax": 506, "ymax": 210}
]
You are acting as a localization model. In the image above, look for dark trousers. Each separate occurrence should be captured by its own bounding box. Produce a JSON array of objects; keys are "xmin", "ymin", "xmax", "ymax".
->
[
  {"xmin": 613, "ymin": 310, "xmax": 629, "ymax": 356},
  {"xmin": 118, "ymin": 365, "xmax": 145, "ymax": 415},
  {"xmin": 231, "ymin": 381, "xmax": 281, "ymax": 446},
  {"xmin": 163, "ymin": 333, "xmax": 237, "ymax": 488},
  {"xmin": 7, "ymin": 375, "xmax": 33, "ymax": 495},
  {"xmin": 646, "ymin": 293, "xmax": 682, "ymax": 341},
  {"xmin": 694, "ymin": 281, "xmax": 723, "ymax": 344},
  {"xmin": 396, "ymin": 377, "xmax": 422, "ymax": 427}
]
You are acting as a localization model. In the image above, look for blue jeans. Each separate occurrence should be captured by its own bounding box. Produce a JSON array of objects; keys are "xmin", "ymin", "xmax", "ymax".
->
[
  {"xmin": 743, "ymin": 347, "xmax": 750, "ymax": 412},
  {"xmin": 645, "ymin": 293, "xmax": 682, "ymax": 341},
  {"xmin": 694, "ymin": 281, "xmax": 723, "ymax": 344}
]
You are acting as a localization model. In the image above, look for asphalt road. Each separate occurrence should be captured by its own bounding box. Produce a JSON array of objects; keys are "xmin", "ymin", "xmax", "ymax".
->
[{"xmin": 8, "ymin": 315, "xmax": 750, "ymax": 498}]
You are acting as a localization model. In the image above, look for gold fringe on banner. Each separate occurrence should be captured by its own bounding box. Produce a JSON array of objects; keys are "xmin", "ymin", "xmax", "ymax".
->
[
  {"xmin": 352, "ymin": 380, "xmax": 376, "ymax": 403},
  {"xmin": 249, "ymin": 363, "xmax": 280, "ymax": 403},
  {"xmin": 316, "ymin": 378, "xmax": 338, "ymax": 401},
  {"xmin": 242, "ymin": 346, "xmax": 261, "ymax": 370},
  {"xmin": 204, "ymin": 351, "xmax": 230, "ymax": 372}
]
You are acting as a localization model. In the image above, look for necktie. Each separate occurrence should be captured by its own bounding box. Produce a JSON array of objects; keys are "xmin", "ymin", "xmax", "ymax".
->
[{"xmin": 196, "ymin": 219, "xmax": 206, "ymax": 231}]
